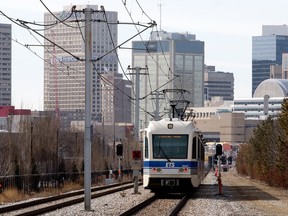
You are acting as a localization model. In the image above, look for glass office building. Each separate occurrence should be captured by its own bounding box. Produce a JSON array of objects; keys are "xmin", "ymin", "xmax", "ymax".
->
[
  {"xmin": 132, "ymin": 31, "xmax": 204, "ymax": 127},
  {"xmin": 252, "ymin": 25, "xmax": 288, "ymax": 96}
]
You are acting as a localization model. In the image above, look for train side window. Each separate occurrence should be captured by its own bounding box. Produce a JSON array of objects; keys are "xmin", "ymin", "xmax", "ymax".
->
[
  {"xmin": 192, "ymin": 137, "xmax": 196, "ymax": 159},
  {"xmin": 201, "ymin": 143, "xmax": 205, "ymax": 160},
  {"xmin": 144, "ymin": 136, "xmax": 148, "ymax": 159},
  {"xmin": 198, "ymin": 138, "xmax": 201, "ymax": 160}
]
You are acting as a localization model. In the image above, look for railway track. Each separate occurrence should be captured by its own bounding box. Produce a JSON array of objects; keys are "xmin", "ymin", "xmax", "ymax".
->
[
  {"xmin": 168, "ymin": 193, "xmax": 191, "ymax": 216},
  {"xmin": 0, "ymin": 181, "xmax": 142, "ymax": 215},
  {"xmin": 118, "ymin": 170, "xmax": 209, "ymax": 216},
  {"xmin": 119, "ymin": 193, "xmax": 191, "ymax": 216}
]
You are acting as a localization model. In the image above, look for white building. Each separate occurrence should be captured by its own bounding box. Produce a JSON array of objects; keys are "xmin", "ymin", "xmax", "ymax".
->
[
  {"xmin": 44, "ymin": 5, "xmax": 118, "ymax": 125},
  {"xmin": 233, "ymin": 79, "xmax": 288, "ymax": 119}
]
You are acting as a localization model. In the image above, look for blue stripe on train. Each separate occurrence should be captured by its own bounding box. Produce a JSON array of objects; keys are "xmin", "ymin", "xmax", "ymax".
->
[{"xmin": 143, "ymin": 161, "xmax": 198, "ymax": 168}]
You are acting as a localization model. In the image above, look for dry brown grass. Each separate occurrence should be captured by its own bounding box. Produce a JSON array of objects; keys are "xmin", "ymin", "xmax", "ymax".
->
[
  {"xmin": 0, "ymin": 188, "xmax": 28, "ymax": 203},
  {"xmin": 0, "ymin": 182, "xmax": 83, "ymax": 204}
]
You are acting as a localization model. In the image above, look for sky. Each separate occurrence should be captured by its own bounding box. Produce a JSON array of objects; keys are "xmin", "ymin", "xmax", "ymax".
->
[{"xmin": 1, "ymin": 0, "xmax": 288, "ymax": 111}]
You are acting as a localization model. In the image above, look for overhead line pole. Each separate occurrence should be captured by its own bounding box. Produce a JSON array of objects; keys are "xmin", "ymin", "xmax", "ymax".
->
[
  {"xmin": 127, "ymin": 65, "xmax": 148, "ymax": 150},
  {"xmin": 84, "ymin": 7, "xmax": 92, "ymax": 211},
  {"xmin": 127, "ymin": 65, "xmax": 148, "ymax": 194}
]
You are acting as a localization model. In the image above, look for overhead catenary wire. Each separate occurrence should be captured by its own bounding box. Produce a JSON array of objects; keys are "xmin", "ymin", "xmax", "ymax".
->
[
  {"xmin": 101, "ymin": 6, "xmax": 130, "ymax": 83},
  {"xmin": 0, "ymin": 6, "xmax": 83, "ymax": 84},
  {"xmin": 14, "ymin": 19, "xmax": 59, "ymax": 30},
  {"xmin": 120, "ymin": 1, "xmax": 185, "ymax": 111},
  {"xmin": 91, "ymin": 21, "xmax": 156, "ymax": 62},
  {"xmin": 93, "ymin": 6, "xmax": 155, "ymax": 116},
  {"xmin": 123, "ymin": 1, "xmax": 189, "ymax": 101},
  {"xmin": 1, "ymin": 2, "xmax": 175, "ymax": 118},
  {"xmin": 73, "ymin": 9, "xmax": 85, "ymax": 43},
  {"xmin": 16, "ymin": 19, "xmax": 83, "ymax": 61},
  {"xmin": 84, "ymin": 3, "xmax": 157, "ymax": 119},
  {"xmin": 0, "ymin": 31, "xmax": 84, "ymax": 86},
  {"xmin": 92, "ymin": 62, "xmax": 155, "ymax": 118},
  {"xmin": 92, "ymin": 5, "xmax": 157, "ymax": 119},
  {"xmin": 1, "ymin": 4, "xmax": 154, "ymax": 96},
  {"xmin": 39, "ymin": 0, "xmax": 82, "ymax": 29},
  {"xmin": 1, "ymin": 6, "xmax": 83, "ymax": 61}
]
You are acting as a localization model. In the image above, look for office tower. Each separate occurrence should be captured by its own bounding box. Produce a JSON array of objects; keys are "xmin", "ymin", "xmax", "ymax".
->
[
  {"xmin": 252, "ymin": 25, "xmax": 288, "ymax": 96},
  {"xmin": 204, "ymin": 65, "xmax": 234, "ymax": 101},
  {"xmin": 0, "ymin": 23, "xmax": 11, "ymax": 106},
  {"xmin": 132, "ymin": 31, "xmax": 204, "ymax": 127},
  {"xmin": 101, "ymin": 72, "xmax": 131, "ymax": 123},
  {"xmin": 270, "ymin": 65, "xmax": 282, "ymax": 79},
  {"xmin": 282, "ymin": 53, "xmax": 288, "ymax": 79},
  {"xmin": 44, "ymin": 5, "xmax": 118, "ymax": 126}
]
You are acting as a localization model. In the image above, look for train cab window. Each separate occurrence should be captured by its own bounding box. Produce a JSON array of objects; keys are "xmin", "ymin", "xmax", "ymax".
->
[
  {"xmin": 152, "ymin": 134, "xmax": 188, "ymax": 159},
  {"xmin": 144, "ymin": 136, "xmax": 148, "ymax": 159}
]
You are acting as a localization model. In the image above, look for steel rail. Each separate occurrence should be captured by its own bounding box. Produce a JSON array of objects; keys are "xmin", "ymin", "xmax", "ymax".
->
[{"xmin": 0, "ymin": 181, "xmax": 138, "ymax": 215}]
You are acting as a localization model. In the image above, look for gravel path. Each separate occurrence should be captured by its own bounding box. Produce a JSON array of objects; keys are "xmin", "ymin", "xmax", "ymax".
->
[
  {"xmin": 179, "ymin": 168, "xmax": 288, "ymax": 216},
  {"xmin": 42, "ymin": 186, "xmax": 154, "ymax": 216},
  {"xmin": 45, "ymin": 169, "xmax": 288, "ymax": 215}
]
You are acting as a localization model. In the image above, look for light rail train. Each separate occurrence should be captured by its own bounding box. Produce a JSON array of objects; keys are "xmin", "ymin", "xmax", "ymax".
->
[{"xmin": 141, "ymin": 118, "xmax": 205, "ymax": 192}]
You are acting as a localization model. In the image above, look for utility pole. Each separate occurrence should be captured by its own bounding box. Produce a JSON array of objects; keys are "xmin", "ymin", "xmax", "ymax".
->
[
  {"xmin": 151, "ymin": 91, "xmax": 164, "ymax": 121},
  {"xmin": 84, "ymin": 7, "xmax": 92, "ymax": 211},
  {"xmin": 127, "ymin": 65, "xmax": 148, "ymax": 150},
  {"xmin": 30, "ymin": 121, "xmax": 33, "ymax": 193},
  {"xmin": 127, "ymin": 65, "xmax": 147, "ymax": 194}
]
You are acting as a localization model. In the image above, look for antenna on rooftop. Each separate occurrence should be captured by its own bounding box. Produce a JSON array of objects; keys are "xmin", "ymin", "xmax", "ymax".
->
[{"xmin": 158, "ymin": 1, "xmax": 163, "ymax": 31}]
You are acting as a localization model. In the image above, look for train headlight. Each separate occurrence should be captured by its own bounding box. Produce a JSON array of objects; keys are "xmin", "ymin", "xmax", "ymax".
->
[
  {"xmin": 167, "ymin": 123, "xmax": 173, "ymax": 129},
  {"xmin": 152, "ymin": 168, "xmax": 162, "ymax": 173},
  {"xmin": 179, "ymin": 167, "xmax": 188, "ymax": 173}
]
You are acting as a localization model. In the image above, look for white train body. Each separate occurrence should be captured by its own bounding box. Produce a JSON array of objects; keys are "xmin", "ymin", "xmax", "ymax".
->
[{"xmin": 141, "ymin": 118, "xmax": 205, "ymax": 192}]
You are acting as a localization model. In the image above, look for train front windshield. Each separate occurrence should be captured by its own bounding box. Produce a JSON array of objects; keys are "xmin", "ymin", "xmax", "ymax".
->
[{"xmin": 152, "ymin": 135, "xmax": 188, "ymax": 159}]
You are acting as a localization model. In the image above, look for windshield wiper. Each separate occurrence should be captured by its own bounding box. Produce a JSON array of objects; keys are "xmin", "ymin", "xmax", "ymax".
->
[{"xmin": 159, "ymin": 146, "xmax": 171, "ymax": 162}]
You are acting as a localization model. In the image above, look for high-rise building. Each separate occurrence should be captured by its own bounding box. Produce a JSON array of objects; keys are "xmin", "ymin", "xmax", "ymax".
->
[
  {"xmin": 44, "ymin": 5, "xmax": 118, "ymax": 127},
  {"xmin": 101, "ymin": 72, "xmax": 131, "ymax": 124},
  {"xmin": 282, "ymin": 53, "xmax": 288, "ymax": 79},
  {"xmin": 204, "ymin": 65, "xmax": 234, "ymax": 101},
  {"xmin": 270, "ymin": 64, "xmax": 282, "ymax": 79},
  {"xmin": 0, "ymin": 23, "xmax": 11, "ymax": 106},
  {"xmin": 252, "ymin": 25, "xmax": 288, "ymax": 96},
  {"xmin": 132, "ymin": 31, "xmax": 204, "ymax": 127}
]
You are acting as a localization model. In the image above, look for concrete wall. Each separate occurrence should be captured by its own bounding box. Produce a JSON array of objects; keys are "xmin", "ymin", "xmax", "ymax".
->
[{"xmin": 194, "ymin": 112, "xmax": 261, "ymax": 144}]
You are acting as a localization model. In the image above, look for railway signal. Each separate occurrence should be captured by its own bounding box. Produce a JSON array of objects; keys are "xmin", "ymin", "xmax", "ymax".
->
[
  {"xmin": 215, "ymin": 143, "xmax": 223, "ymax": 195},
  {"xmin": 216, "ymin": 144, "xmax": 222, "ymax": 156},
  {"xmin": 116, "ymin": 143, "xmax": 123, "ymax": 157},
  {"xmin": 116, "ymin": 143, "xmax": 123, "ymax": 184}
]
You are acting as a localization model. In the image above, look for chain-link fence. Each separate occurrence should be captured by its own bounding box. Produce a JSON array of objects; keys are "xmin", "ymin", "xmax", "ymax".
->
[{"xmin": 0, "ymin": 169, "xmax": 134, "ymax": 194}]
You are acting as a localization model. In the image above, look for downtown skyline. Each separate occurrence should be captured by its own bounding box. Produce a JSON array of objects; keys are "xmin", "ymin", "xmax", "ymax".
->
[{"xmin": 1, "ymin": 0, "xmax": 288, "ymax": 110}]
